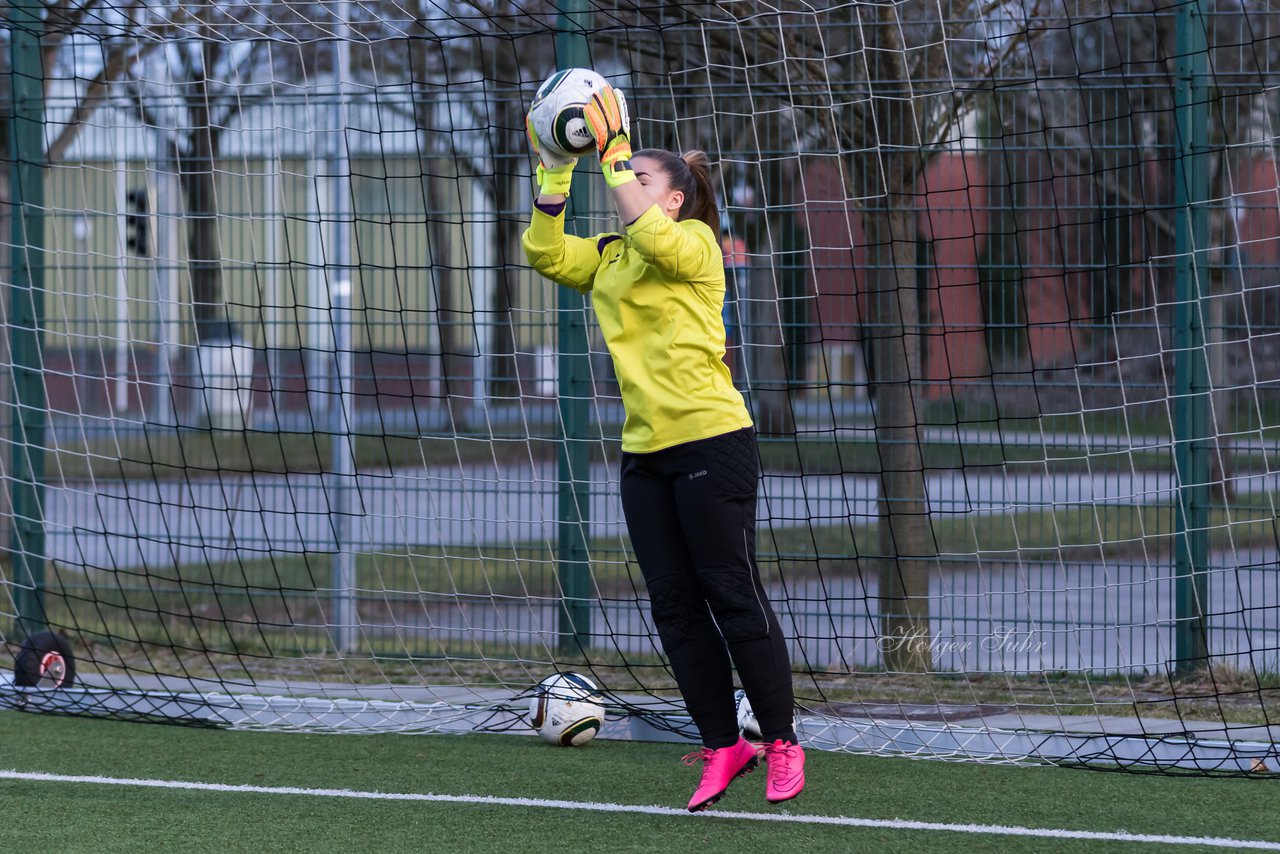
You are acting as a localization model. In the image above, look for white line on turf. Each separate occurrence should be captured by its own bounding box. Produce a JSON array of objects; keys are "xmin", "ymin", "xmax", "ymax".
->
[{"xmin": 2, "ymin": 769, "xmax": 1276, "ymax": 850}]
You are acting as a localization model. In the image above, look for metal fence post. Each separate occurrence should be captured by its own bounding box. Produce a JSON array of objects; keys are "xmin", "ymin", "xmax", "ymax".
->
[
  {"xmin": 7, "ymin": 0, "xmax": 49, "ymax": 636},
  {"xmin": 555, "ymin": 4, "xmax": 594, "ymax": 656},
  {"xmin": 1173, "ymin": 0, "xmax": 1211, "ymax": 673},
  {"xmin": 329, "ymin": 0, "xmax": 358, "ymax": 654}
]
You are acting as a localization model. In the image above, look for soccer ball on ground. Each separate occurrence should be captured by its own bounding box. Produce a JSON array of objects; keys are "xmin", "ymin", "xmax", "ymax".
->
[
  {"xmin": 734, "ymin": 689, "xmax": 762, "ymax": 741},
  {"xmin": 529, "ymin": 672, "xmax": 606, "ymax": 746},
  {"xmin": 528, "ymin": 67, "xmax": 614, "ymax": 160}
]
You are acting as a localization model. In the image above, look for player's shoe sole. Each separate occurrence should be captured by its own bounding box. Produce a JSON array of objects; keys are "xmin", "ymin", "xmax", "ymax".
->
[{"xmin": 685, "ymin": 738, "xmax": 760, "ymax": 812}]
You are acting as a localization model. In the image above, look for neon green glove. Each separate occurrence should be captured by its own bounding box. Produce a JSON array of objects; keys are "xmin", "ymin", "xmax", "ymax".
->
[
  {"xmin": 583, "ymin": 85, "xmax": 635, "ymax": 189},
  {"xmin": 526, "ymin": 111, "xmax": 576, "ymax": 196}
]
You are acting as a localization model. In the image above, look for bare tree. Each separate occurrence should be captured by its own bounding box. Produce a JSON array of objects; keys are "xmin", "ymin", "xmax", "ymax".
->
[
  {"xmin": 351, "ymin": 0, "xmax": 1053, "ymax": 669},
  {"xmin": 2, "ymin": 0, "xmax": 161, "ymax": 553},
  {"xmin": 582, "ymin": 0, "xmax": 1059, "ymax": 671},
  {"xmin": 369, "ymin": 1, "xmax": 562, "ymax": 412},
  {"xmin": 997, "ymin": 0, "xmax": 1280, "ymax": 496},
  {"xmin": 3, "ymin": 0, "xmax": 160, "ymax": 364},
  {"xmin": 120, "ymin": 5, "xmax": 284, "ymax": 340},
  {"xmin": 18, "ymin": 0, "xmax": 1274, "ymax": 665},
  {"xmin": 42, "ymin": 1, "xmax": 165, "ymax": 164}
]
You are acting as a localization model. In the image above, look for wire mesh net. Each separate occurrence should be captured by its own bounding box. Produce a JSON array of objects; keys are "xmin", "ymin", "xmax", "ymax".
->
[{"xmin": 1, "ymin": 0, "xmax": 1278, "ymax": 773}]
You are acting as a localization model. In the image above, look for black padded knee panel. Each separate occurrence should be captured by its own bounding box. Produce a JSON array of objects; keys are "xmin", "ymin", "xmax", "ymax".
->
[
  {"xmin": 648, "ymin": 576, "xmax": 704, "ymax": 650},
  {"xmin": 701, "ymin": 570, "xmax": 770, "ymax": 641}
]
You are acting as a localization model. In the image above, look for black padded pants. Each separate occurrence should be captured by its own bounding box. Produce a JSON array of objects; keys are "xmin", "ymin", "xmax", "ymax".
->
[{"xmin": 620, "ymin": 428, "xmax": 796, "ymax": 749}]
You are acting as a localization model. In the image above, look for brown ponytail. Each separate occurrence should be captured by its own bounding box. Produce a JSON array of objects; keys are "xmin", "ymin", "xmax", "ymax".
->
[{"xmin": 633, "ymin": 147, "xmax": 721, "ymax": 242}]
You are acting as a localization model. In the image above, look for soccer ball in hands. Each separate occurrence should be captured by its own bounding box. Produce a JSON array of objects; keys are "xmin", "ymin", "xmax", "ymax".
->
[
  {"xmin": 528, "ymin": 67, "xmax": 614, "ymax": 160},
  {"xmin": 734, "ymin": 689, "xmax": 762, "ymax": 740},
  {"xmin": 529, "ymin": 672, "xmax": 606, "ymax": 746}
]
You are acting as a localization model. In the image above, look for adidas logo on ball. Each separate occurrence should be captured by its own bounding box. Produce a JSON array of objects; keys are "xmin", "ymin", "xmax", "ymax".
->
[{"xmin": 529, "ymin": 67, "xmax": 610, "ymax": 159}]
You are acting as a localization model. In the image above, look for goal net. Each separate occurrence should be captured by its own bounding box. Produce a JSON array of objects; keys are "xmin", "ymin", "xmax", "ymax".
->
[{"xmin": 2, "ymin": 0, "xmax": 1278, "ymax": 773}]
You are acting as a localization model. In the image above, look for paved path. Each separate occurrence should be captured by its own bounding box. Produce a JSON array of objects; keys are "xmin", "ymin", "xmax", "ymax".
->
[{"xmin": 43, "ymin": 464, "xmax": 1279, "ymax": 568}]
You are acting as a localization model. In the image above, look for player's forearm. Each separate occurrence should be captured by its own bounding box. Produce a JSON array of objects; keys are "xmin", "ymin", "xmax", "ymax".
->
[{"xmin": 609, "ymin": 180, "xmax": 652, "ymax": 226}]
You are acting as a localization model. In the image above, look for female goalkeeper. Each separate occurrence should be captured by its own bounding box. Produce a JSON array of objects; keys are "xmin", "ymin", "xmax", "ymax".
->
[{"xmin": 521, "ymin": 85, "xmax": 804, "ymax": 811}]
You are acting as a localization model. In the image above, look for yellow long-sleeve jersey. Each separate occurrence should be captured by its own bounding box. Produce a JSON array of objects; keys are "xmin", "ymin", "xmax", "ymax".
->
[{"xmin": 522, "ymin": 203, "xmax": 753, "ymax": 454}]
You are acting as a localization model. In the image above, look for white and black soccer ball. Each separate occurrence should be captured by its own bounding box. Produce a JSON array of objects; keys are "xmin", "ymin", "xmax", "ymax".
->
[
  {"xmin": 529, "ymin": 67, "xmax": 611, "ymax": 159},
  {"xmin": 529, "ymin": 672, "xmax": 606, "ymax": 746},
  {"xmin": 734, "ymin": 689, "xmax": 762, "ymax": 740}
]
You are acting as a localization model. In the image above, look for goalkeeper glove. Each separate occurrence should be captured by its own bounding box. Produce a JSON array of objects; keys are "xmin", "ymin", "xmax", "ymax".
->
[
  {"xmin": 526, "ymin": 111, "xmax": 576, "ymax": 196},
  {"xmin": 583, "ymin": 85, "xmax": 635, "ymax": 189}
]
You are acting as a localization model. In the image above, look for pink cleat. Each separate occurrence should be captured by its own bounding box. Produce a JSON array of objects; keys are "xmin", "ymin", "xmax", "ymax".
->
[
  {"xmin": 684, "ymin": 737, "xmax": 759, "ymax": 812},
  {"xmin": 764, "ymin": 740, "xmax": 805, "ymax": 803}
]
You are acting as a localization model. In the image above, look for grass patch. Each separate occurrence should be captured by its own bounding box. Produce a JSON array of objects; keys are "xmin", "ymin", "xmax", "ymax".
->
[
  {"xmin": 765, "ymin": 498, "xmax": 1280, "ymax": 569},
  {"xmin": 803, "ymin": 667, "xmax": 1280, "ymax": 727}
]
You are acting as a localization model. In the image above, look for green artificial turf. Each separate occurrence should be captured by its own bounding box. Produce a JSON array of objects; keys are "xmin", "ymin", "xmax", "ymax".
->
[{"xmin": 1, "ymin": 711, "xmax": 1275, "ymax": 853}]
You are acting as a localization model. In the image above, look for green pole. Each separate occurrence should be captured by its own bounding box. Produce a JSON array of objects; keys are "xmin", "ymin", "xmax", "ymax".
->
[
  {"xmin": 7, "ymin": 0, "xmax": 49, "ymax": 636},
  {"xmin": 555, "ymin": 4, "xmax": 593, "ymax": 656},
  {"xmin": 1172, "ymin": 0, "xmax": 1211, "ymax": 673}
]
